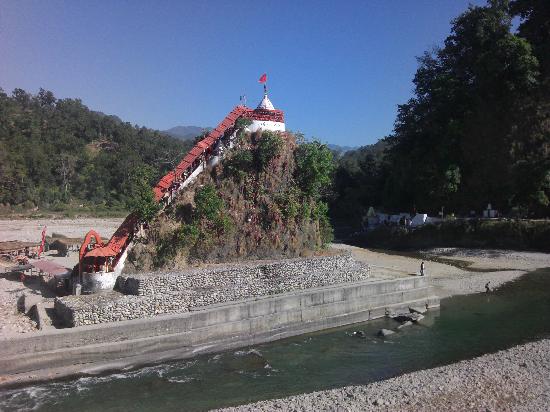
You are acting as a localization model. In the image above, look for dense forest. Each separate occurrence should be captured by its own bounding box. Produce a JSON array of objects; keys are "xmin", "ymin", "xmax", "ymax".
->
[
  {"xmin": 331, "ymin": 0, "xmax": 550, "ymax": 220},
  {"xmin": 0, "ymin": 88, "xmax": 192, "ymax": 214}
]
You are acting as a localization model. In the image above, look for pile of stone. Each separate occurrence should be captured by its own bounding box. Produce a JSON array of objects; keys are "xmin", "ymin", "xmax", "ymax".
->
[{"xmin": 55, "ymin": 251, "xmax": 370, "ymax": 327}]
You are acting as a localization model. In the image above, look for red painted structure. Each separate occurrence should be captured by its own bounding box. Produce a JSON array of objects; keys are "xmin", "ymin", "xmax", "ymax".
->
[{"xmin": 79, "ymin": 104, "xmax": 284, "ymax": 273}]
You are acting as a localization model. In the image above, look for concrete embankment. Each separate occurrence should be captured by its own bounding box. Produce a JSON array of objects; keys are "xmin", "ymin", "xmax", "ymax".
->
[{"xmin": 0, "ymin": 276, "xmax": 438, "ymax": 387}]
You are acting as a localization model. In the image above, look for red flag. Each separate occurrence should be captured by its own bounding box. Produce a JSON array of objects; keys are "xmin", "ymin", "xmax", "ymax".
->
[
  {"xmin": 258, "ymin": 73, "xmax": 267, "ymax": 83},
  {"xmin": 38, "ymin": 226, "xmax": 47, "ymax": 257}
]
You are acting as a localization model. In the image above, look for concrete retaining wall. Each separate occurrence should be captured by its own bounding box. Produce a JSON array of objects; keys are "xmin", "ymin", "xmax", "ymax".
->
[{"xmin": 0, "ymin": 276, "xmax": 439, "ymax": 385}]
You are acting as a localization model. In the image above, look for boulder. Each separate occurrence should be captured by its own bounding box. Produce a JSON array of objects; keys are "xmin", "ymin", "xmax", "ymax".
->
[
  {"xmin": 409, "ymin": 305, "xmax": 427, "ymax": 314},
  {"xmin": 397, "ymin": 321, "xmax": 413, "ymax": 329},
  {"xmin": 390, "ymin": 312, "xmax": 424, "ymax": 323},
  {"xmin": 378, "ymin": 328, "xmax": 395, "ymax": 337},
  {"xmin": 352, "ymin": 330, "xmax": 366, "ymax": 338}
]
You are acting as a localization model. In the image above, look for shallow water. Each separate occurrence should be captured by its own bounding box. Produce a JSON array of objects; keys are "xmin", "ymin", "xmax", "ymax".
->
[{"xmin": 1, "ymin": 269, "xmax": 549, "ymax": 411}]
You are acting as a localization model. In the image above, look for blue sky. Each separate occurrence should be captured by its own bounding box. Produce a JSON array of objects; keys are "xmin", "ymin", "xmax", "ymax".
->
[{"xmin": 1, "ymin": 0, "xmax": 486, "ymax": 147}]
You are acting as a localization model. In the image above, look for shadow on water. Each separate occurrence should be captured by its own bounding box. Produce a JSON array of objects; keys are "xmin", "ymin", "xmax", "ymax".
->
[{"xmin": 1, "ymin": 269, "xmax": 550, "ymax": 412}]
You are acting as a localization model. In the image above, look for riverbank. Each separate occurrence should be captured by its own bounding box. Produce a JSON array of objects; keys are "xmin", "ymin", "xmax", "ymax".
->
[
  {"xmin": 220, "ymin": 338, "xmax": 550, "ymax": 411},
  {"xmin": 218, "ymin": 247, "xmax": 550, "ymax": 411},
  {"xmin": 333, "ymin": 244, "xmax": 550, "ymax": 298},
  {"xmin": 1, "ymin": 263, "xmax": 549, "ymax": 411}
]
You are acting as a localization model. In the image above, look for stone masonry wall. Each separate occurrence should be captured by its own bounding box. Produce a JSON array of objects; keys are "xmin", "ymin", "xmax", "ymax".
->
[{"xmin": 55, "ymin": 252, "xmax": 370, "ymax": 327}]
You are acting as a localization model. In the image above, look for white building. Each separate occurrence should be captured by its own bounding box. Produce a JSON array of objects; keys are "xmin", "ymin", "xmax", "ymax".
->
[{"xmin": 244, "ymin": 92, "xmax": 286, "ymax": 133}]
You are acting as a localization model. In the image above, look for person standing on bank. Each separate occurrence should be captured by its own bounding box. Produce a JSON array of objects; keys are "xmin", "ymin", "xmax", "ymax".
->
[{"xmin": 420, "ymin": 261, "xmax": 425, "ymax": 276}]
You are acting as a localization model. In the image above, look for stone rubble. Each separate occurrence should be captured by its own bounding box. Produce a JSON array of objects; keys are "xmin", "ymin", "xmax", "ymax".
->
[{"xmin": 55, "ymin": 251, "xmax": 371, "ymax": 327}]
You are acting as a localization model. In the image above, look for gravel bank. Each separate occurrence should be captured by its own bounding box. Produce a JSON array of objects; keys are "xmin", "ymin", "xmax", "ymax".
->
[
  {"xmin": 0, "ymin": 218, "xmax": 122, "ymax": 242},
  {"xmin": 220, "ymin": 339, "xmax": 550, "ymax": 412},
  {"xmin": 334, "ymin": 244, "xmax": 550, "ymax": 298}
]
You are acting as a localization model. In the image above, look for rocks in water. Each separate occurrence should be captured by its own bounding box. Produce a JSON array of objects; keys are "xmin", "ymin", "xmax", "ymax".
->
[
  {"xmin": 352, "ymin": 330, "xmax": 366, "ymax": 338},
  {"xmin": 390, "ymin": 312, "xmax": 424, "ymax": 323},
  {"xmin": 397, "ymin": 321, "xmax": 413, "ymax": 329},
  {"xmin": 378, "ymin": 329, "xmax": 395, "ymax": 337},
  {"xmin": 409, "ymin": 305, "xmax": 427, "ymax": 314}
]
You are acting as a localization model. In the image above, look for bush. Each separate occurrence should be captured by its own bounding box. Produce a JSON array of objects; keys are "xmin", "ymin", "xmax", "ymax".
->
[
  {"xmin": 294, "ymin": 140, "xmax": 335, "ymax": 199},
  {"xmin": 194, "ymin": 184, "xmax": 223, "ymax": 220},
  {"xmin": 351, "ymin": 219, "xmax": 550, "ymax": 252},
  {"xmin": 254, "ymin": 131, "xmax": 283, "ymax": 171},
  {"xmin": 225, "ymin": 149, "xmax": 253, "ymax": 180}
]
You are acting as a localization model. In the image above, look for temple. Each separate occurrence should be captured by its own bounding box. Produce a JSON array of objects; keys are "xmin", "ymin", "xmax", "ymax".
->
[{"xmin": 242, "ymin": 91, "xmax": 285, "ymax": 133}]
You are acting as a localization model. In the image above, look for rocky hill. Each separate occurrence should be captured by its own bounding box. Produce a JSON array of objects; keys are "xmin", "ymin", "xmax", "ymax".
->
[{"xmin": 126, "ymin": 130, "xmax": 335, "ymax": 270}]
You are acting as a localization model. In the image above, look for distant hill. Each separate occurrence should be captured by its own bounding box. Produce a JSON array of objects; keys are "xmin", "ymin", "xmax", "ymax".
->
[
  {"xmin": 0, "ymin": 87, "xmax": 192, "ymax": 213},
  {"xmin": 163, "ymin": 125, "xmax": 211, "ymax": 141},
  {"xmin": 327, "ymin": 143, "xmax": 357, "ymax": 154}
]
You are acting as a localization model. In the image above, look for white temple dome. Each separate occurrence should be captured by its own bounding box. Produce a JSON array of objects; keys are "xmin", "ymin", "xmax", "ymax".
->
[{"xmin": 257, "ymin": 94, "xmax": 275, "ymax": 110}]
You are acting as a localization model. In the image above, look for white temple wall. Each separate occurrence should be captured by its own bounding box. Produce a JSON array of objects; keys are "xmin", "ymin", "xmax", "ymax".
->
[{"xmin": 247, "ymin": 120, "xmax": 286, "ymax": 133}]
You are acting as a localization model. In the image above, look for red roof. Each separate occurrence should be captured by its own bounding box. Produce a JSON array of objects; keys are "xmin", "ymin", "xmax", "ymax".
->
[{"xmin": 85, "ymin": 246, "xmax": 117, "ymax": 257}]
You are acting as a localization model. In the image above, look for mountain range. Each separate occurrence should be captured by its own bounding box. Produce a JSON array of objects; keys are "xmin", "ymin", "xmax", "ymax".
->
[{"xmin": 163, "ymin": 126, "xmax": 211, "ymax": 141}]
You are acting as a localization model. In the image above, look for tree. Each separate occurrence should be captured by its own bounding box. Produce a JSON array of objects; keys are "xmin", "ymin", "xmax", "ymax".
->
[
  {"xmin": 125, "ymin": 165, "xmax": 160, "ymax": 221},
  {"xmin": 385, "ymin": 0, "xmax": 540, "ymax": 213},
  {"xmin": 194, "ymin": 184, "xmax": 223, "ymax": 221},
  {"xmin": 294, "ymin": 140, "xmax": 335, "ymax": 199}
]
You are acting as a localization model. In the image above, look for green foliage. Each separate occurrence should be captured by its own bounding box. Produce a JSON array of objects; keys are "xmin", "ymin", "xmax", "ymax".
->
[
  {"xmin": 294, "ymin": 140, "xmax": 335, "ymax": 199},
  {"xmin": 235, "ymin": 117, "xmax": 252, "ymax": 129},
  {"xmin": 175, "ymin": 223, "xmax": 200, "ymax": 247},
  {"xmin": 313, "ymin": 201, "xmax": 334, "ymax": 245},
  {"xmin": 194, "ymin": 184, "xmax": 223, "ymax": 220},
  {"xmin": 351, "ymin": 219, "xmax": 550, "ymax": 252},
  {"xmin": 225, "ymin": 149, "xmax": 253, "ymax": 180},
  {"xmin": 254, "ymin": 131, "xmax": 284, "ymax": 171},
  {"xmin": 275, "ymin": 187, "xmax": 301, "ymax": 221},
  {"xmin": 443, "ymin": 165, "xmax": 461, "ymax": 195},
  {"xmin": 332, "ymin": 1, "xmax": 550, "ymax": 220},
  {"xmin": 0, "ymin": 87, "xmax": 192, "ymax": 212},
  {"xmin": 125, "ymin": 165, "xmax": 161, "ymax": 221}
]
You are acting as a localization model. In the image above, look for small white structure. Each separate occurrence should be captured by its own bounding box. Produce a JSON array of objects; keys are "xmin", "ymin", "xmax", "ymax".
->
[
  {"xmin": 246, "ymin": 92, "xmax": 286, "ymax": 133},
  {"xmin": 411, "ymin": 213, "xmax": 428, "ymax": 227}
]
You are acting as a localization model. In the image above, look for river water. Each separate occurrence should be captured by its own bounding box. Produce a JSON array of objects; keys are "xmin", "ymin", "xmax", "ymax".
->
[{"xmin": 1, "ymin": 269, "xmax": 549, "ymax": 411}]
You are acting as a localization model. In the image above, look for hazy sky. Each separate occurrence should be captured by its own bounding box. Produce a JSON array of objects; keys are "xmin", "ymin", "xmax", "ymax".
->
[{"xmin": 1, "ymin": 0, "xmax": 486, "ymax": 146}]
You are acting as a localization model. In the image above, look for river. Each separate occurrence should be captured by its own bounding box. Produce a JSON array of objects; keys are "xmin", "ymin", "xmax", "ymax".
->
[{"xmin": 1, "ymin": 269, "xmax": 549, "ymax": 411}]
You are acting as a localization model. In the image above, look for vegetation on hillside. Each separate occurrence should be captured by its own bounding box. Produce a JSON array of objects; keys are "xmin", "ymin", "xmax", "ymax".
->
[
  {"xmin": 127, "ymin": 131, "xmax": 335, "ymax": 269},
  {"xmin": 331, "ymin": 0, "xmax": 550, "ymax": 221},
  {"xmin": 350, "ymin": 219, "xmax": 550, "ymax": 252},
  {"xmin": 0, "ymin": 88, "xmax": 192, "ymax": 214}
]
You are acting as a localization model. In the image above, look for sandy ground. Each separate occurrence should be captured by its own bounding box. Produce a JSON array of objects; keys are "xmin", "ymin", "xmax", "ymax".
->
[
  {"xmin": 333, "ymin": 244, "xmax": 550, "ymax": 298},
  {"xmin": 0, "ymin": 218, "xmax": 122, "ymax": 337},
  {"xmin": 0, "ymin": 218, "xmax": 123, "ymax": 242},
  {"xmin": 221, "ymin": 339, "xmax": 550, "ymax": 412}
]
